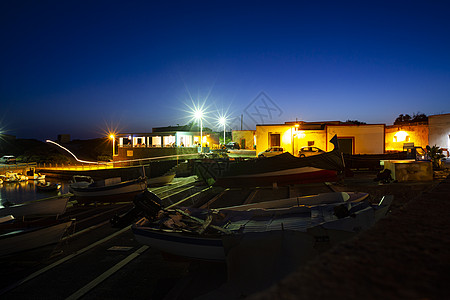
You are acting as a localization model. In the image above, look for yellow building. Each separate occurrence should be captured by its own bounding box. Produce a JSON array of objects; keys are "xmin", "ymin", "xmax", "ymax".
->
[
  {"xmin": 255, "ymin": 122, "xmax": 328, "ymax": 156},
  {"xmin": 256, "ymin": 121, "xmax": 385, "ymax": 156},
  {"xmin": 327, "ymin": 124, "xmax": 385, "ymax": 154},
  {"xmin": 385, "ymin": 124, "xmax": 429, "ymax": 152}
]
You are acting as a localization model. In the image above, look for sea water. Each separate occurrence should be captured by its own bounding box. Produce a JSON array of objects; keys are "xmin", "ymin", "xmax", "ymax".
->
[{"xmin": 0, "ymin": 180, "xmax": 71, "ymax": 207}]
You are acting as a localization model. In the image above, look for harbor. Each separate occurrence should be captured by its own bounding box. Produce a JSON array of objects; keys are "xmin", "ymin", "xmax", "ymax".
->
[
  {"xmin": 2, "ymin": 2, "xmax": 450, "ymax": 299},
  {"xmin": 1, "ymin": 156, "xmax": 449, "ymax": 299}
]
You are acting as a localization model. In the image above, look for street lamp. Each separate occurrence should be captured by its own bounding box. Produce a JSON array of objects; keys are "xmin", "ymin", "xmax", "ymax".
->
[
  {"xmin": 292, "ymin": 123, "xmax": 299, "ymax": 155},
  {"xmin": 194, "ymin": 109, "xmax": 203, "ymax": 152},
  {"xmin": 109, "ymin": 134, "xmax": 115, "ymax": 156},
  {"xmin": 219, "ymin": 117, "xmax": 226, "ymax": 146}
]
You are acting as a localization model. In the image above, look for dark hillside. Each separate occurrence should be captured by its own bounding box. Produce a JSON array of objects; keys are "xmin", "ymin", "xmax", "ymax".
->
[{"xmin": 0, "ymin": 138, "xmax": 111, "ymax": 163}]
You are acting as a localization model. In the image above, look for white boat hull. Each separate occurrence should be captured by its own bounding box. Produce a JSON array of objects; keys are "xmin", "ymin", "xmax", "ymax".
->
[
  {"xmin": 0, "ymin": 221, "xmax": 72, "ymax": 257},
  {"xmin": 0, "ymin": 195, "xmax": 71, "ymax": 217},
  {"xmin": 70, "ymin": 177, "xmax": 147, "ymax": 201}
]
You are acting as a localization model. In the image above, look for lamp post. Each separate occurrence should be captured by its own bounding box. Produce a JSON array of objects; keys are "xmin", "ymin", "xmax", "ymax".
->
[
  {"xmin": 219, "ymin": 117, "xmax": 226, "ymax": 146},
  {"xmin": 109, "ymin": 134, "xmax": 115, "ymax": 156},
  {"xmin": 194, "ymin": 109, "xmax": 203, "ymax": 153},
  {"xmin": 292, "ymin": 124, "xmax": 299, "ymax": 155}
]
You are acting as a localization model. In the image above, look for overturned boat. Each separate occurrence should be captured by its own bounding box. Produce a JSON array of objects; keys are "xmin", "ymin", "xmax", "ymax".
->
[
  {"xmin": 131, "ymin": 190, "xmax": 392, "ymax": 261},
  {"xmin": 195, "ymin": 135, "xmax": 345, "ymax": 187}
]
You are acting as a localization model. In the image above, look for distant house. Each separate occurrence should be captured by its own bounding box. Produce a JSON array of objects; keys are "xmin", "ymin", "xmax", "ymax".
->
[
  {"xmin": 113, "ymin": 125, "xmax": 219, "ymax": 161},
  {"xmin": 231, "ymin": 130, "xmax": 256, "ymax": 149}
]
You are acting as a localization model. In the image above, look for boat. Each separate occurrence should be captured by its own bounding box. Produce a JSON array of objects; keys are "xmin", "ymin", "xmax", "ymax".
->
[
  {"xmin": 0, "ymin": 172, "xmax": 28, "ymax": 183},
  {"xmin": 0, "ymin": 218, "xmax": 72, "ymax": 257},
  {"xmin": 26, "ymin": 168, "xmax": 46, "ymax": 180},
  {"xmin": 69, "ymin": 175, "xmax": 147, "ymax": 202},
  {"xmin": 0, "ymin": 193, "xmax": 72, "ymax": 218},
  {"xmin": 132, "ymin": 191, "xmax": 392, "ymax": 261},
  {"xmin": 195, "ymin": 135, "xmax": 345, "ymax": 187},
  {"xmin": 36, "ymin": 181, "xmax": 61, "ymax": 191}
]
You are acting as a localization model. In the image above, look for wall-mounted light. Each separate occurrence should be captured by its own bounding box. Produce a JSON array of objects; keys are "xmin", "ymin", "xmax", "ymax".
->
[{"xmin": 394, "ymin": 131, "xmax": 409, "ymax": 142}]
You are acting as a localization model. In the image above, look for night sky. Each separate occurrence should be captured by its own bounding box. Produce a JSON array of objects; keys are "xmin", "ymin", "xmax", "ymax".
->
[{"xmin": 1, "ymin": 1, "xmax": 450, "ymax": 140}]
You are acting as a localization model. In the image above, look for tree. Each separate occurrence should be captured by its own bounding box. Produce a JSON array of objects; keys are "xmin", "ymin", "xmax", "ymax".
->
[
  {"xmin": 345, "ymin": 120, "xmax": 366, "ymax": 125},
  {"xmin": 394, "ymin": 112, "xmax": 427, "ymax": 125},
  {"xmin": 426, "ymin": 145, "xmax": 445, "ymax": 169}
]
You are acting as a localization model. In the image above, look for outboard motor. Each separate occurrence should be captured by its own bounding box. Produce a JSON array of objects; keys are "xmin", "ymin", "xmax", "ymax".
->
[
  {"xmin": 133, "ymin": 189, "xmax": 163, "ymax": 220},
  {"xmin": 110, "ymin": 190, "xmax": 163, "ymax": 228}
]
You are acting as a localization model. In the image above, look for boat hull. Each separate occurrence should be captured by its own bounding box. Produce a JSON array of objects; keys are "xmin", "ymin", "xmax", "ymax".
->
[
  {"xmin": 0, "ymin": 220, "xmax": 72, "ymax": 257},
  {"xmin": 133, "ymin": 227, "xmax": 225, "ymax": 261},
  {"xmin": 70, "ymin": 178, "xmax": 147, "ymax": 202},
  {"xmin": 0, "ymin": 195, "xmax": 70, "ymax": 217}
]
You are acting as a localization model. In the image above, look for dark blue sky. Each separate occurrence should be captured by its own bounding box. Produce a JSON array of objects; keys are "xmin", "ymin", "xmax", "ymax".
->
[{"xmin": 1, "ymin": 1, "xmax": 449, "ymax": 140}]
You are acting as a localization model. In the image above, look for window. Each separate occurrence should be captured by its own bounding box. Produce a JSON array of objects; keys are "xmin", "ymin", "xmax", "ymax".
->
[{"xmin": 269, "ymin": 133, "xmax": 280, "ymax": 147}]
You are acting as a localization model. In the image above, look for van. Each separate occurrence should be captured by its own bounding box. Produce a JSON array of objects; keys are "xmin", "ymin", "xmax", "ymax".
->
[{"xmin": 0, "ymin": 155, "xmax": 16, "ymax": 164}]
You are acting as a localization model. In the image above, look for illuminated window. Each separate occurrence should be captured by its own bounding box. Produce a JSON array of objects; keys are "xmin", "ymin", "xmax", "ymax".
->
[
  {"xmin": 163, "ymin": 135, "xmax": 176, "ymax": 147},
  {"xmin": 394, "ymin": 131, "xmax": 409, "ymax": 143},
  {"xmin": 152, "ymin": 136, "xmax": 162, "ymax": 147}
]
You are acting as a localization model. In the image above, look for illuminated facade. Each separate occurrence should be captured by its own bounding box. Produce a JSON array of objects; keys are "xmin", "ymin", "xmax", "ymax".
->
[
  {"xmin": 385, "ymin": 124, "xmax": 428, "ymax": 152},
  {"xmin": 256, "ymin": 121, "xmax": 385, "ymax": 156}
]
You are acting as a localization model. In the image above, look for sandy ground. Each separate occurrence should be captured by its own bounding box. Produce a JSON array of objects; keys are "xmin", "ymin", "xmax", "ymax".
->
[{"xmin": 248, "ymin": 168, "xmax": 450, "ymax": 300}]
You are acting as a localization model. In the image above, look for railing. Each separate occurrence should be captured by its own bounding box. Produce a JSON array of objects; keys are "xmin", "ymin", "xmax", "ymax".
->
[
  {"xmin": 34, "ymin": 153, "xmax": 201, "ymax": 170},
  {"xmin": 36, "ymin": 163, "xmax": 114, "ymax": 171},
  {"xmin": 0, "ymin": 162, "xmax": 37, "ymax": 172},
  {"xmin": 0, "ymin": 153, "xmax": 202, "ymax": 172}
]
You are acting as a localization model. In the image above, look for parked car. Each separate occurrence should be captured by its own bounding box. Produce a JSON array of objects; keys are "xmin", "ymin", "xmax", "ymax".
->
[
  {"xmin": 258, "ymin": 147, "xmax": 284, "ymax": 158},
  {"xmin": 298, "ymin": 146, "xmax": 325, "ymax": 158},
  {"xmin": 225, "ymin": 142, "xmax": 240, "ymax": 150},
  {"xmin": 0, "ymin": 155, "xmax": 16, "ymax": 164}
]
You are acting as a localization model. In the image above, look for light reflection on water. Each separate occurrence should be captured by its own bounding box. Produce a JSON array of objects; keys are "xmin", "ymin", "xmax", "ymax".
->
[{"xmin": 0, "ymin": 180, "xmax": 71, "ymax": 206}]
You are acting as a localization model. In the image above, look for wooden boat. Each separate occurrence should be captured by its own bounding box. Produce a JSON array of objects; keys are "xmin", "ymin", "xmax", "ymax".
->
[
  {"xmin": 0, "ymin": 218, "xmax": 72, "ymax": 257},
  {"xmin": 26, "ymin": 167, "xmax": 46, "ymax": 180},
  {"xmin": 196, "ymin": 135, "xmax": 345, "ymax": 187},
  {"xmin": 36, "ymin": 181, "xmax": 61, "ymax": 191},
  {"xmin": 69, "ymin": 176, "xmax": 147, "ymax": 201},
  {"xmin": 0, "ymin": 193, "xmax": 72, "ymax": 218},
  {"xmin": 132, "ymin": 191, "xmax": 392, "ymax": 261}
]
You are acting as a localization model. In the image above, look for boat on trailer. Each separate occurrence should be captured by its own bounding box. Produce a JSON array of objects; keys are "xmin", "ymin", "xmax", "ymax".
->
[{"xmin": 132, "ymin": 191, "xmax": 392, "ymax": 261}]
